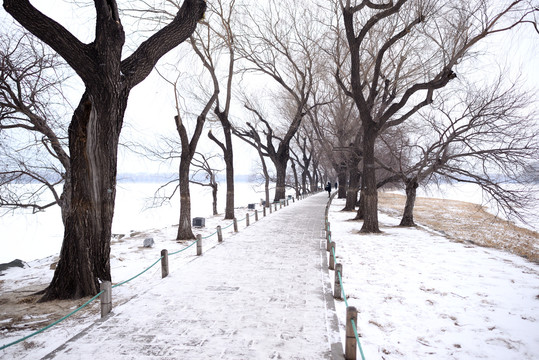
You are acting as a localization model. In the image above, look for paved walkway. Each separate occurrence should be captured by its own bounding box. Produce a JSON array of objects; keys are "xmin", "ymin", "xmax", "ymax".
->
[{"xmin": 43, "ymin": 193, "xmax": 343, "ymax": 359}]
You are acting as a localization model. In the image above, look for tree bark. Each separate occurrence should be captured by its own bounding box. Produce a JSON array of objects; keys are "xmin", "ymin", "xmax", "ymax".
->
[
  {"xmin": 41, "ymin": 88, "xmax": 127, "ymax": 300},
  {"xmin": 211, "ymin": 179, "xmax": 218, "ymax": 216},
  {"xmin": 291, "ymin": 160, "xmax": 300, "ymax": 199},
  {"xmin": 344, "ymin": 171, "xmax": 360, "ymax": 211},
  {"xmin": 177, "ymin": 157, "xmax": 195, "ymax": 239},
  {"xmin": 210, "ymin": 113, "xmax": 235, "ymax": 219},
  {"xmin": 400, "ymin": 178, "xmax": 418, "ymax": 227},
  {"xmin": 337, "ymin": 164, "xmax": 347, "ymax": 199},
  {"xmin": 3, "ymin": 0, "xmax": 207, "ymax": 300},
  {"xmin": 360, "ymin": 123, "xmax": 380, "ymax": 232},
  {"xmin": 274, "ymin": 159, "xmax": 288, "ymax": 202},
  {"xmin": 223, "ymin": 144, "xmax": 235, "ymax": 220}
]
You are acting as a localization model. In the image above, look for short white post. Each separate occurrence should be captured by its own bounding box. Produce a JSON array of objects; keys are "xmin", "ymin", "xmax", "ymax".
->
[
  {"xmin": 196, "ymin": 234, "xmax": 202, "ymax": 255},
  {"xmin": 345, "ymin": 306, "xmax": 358, "ymax": 360},
  {"xmin": 329, "ymin": 241, "xmax": 336, "ymax": 270},
  {"xmin": 161, "ymin": 249, "xmax": 169, "ymax": 278},
  {"xmin": 334, "ymin": 263, "xmax": 343, "ymax": 299},
  {"xmin": 217, "ymin": 225, "xmax": 223, "ymax": 242},
  {"xmin": 255, "ymin": 209, "xmax": 259, "ymax": 221},
  {"xmin": 246, "ymin": 213, "xmax": 250, "ymax": 227},
  {"xmin": 100, "ymin": 281, "xmax": 112, "ymax": 318},
  {"xmin": 233, "ymin": 218, "xmax": 238, "ymax": 232}
]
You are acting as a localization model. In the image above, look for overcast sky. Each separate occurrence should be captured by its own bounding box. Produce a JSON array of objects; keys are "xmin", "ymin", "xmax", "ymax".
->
[{"xmin": 1, "ymin": 1, "xmax": 537, "ymax": 177}]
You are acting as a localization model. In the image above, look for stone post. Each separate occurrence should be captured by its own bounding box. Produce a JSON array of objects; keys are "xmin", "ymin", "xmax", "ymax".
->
[
  {"xmin": 329, "ymin": 241, "xmax": 336, "ymax": 270},
  {"xmin": 217, "ymin": 225, "xmax": 223, "ymax": 242},
  {"xmin": 255, "ymin": 209, "xmax": 259, "ymax": 221},
  {"xmin": 233, "ymin": 218, "xmax": 238, "ymax": 232},
  {"xmin": 345, "ymin": 306, "xmax": 358, "ymax": 360},
  {"xmin": 334, "ymin": 263, "xmax": 342, "ymax": 299},
  {"xmin": 100, "ymin": 281, "xmax": 112, "ymax": 318},
  {"xmin": 246, "ymin": 213, "xmax": 250, "ymax": 227},
  {"xmin": 161, "ymin": 249, "xmax": 169, "ymax": 278},
  {"xmin": 196, "ymin": 234, "xmax": 202, "ymax": 256},
  {"xmin": 326, "ymin": 230, "xmax": 332, "ymax": 251}
]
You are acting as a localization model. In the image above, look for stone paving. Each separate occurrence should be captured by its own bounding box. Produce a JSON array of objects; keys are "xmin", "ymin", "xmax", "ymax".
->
[{"xmin": 42, "ymin": 193, "xmax": 343, "ymax": 359}]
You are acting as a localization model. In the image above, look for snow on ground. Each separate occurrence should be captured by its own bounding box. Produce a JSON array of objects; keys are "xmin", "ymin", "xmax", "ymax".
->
[
  {"xmin": 0, "ymin": 182, "xmax": 273, "ymax": 357},
  {"xmin": 388, "ymin": 182, "xmax": 539, "ymax": 232},
  {"xmin": 0, "ymin": 181, "xmax": 268, "ymax": 264},
  {"xmin": 1, "ymin": 184, "xmax": 538, "ymax": 359},
  {"xmin": 328, "ymin": 197, "xmax": 539, "ymax": 360}
]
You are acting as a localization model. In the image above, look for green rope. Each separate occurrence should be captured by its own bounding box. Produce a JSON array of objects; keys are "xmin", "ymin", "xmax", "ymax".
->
[
  {"xmin": 112, "ymin": 256, "xmax": 163, "ymax": 288},
  {"xmin": 169, "ymin": 238, "xmax": 199, "ymax": 255},
  {"xmin": 0, "ymin": 290, "xmax": 104, "ymax": 351},
  {"xmin": 351, "ymin": 318, "xmax": 366, "ymax": 360},
  {"xmin": 222, "ymin": 222, "xmax": 234, "ymax": 230},
  {"xmin": 202, "ymin": 230, "xmax": 218, "ymax": 239},
  {"xmin": 337, "ymin": 270, "xmax": 366, "ymax": 360}
]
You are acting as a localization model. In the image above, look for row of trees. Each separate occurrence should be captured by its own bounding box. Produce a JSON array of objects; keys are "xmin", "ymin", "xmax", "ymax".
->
[{"xmin": 1, "ymin": 0, "xmax": 537, "ymax": 300}]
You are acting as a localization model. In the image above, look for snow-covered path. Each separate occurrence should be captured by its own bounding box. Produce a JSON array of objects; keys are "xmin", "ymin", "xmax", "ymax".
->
[{"xmin": 41, "ymin": 194, "xmax": 343, "ymax": 359}]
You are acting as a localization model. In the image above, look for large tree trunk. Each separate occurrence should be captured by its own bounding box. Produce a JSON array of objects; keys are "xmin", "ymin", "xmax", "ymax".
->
[
  {"xmin": 291, "ymin": 161, "xmax": 300, "ymax": 198},
  {"xmin": 301, "ymin": 169, "xmax": 307, "ymax": 195},
  {"xmin": 5, "ymin": 0, "xmax": 207, "ymax": 302},
  {"xmin": 222, "ymin": 129, "xmax": 235, "ymax": 220},
  {"xmin": 223, "ymin": 151, "xmax": 234, "ymax": 219},
  {"xmin": 344, "ymin": 172, "xmax": 360, "ymax": 211},
  {"xmin": 211, "ymin": 183, "xmax": 218, "ymax": 216},
  {"xmin": 343, "ymin": 151, "xmax": 360, "ymax": 211},
  {"xmin": 354, "ymin": 188, "xmax": 365, "ymax": 220},
  {"xmin": 337, "ymin": 163, "xmax": 347, "ymax": 198},
  {"xmin": 400, "ymin": 178, "xmax": 418, "ymax": 227},
  {"xmin": 40, "ymin": 90, "xmax": 126, "ymax": 301},
  {"xmin": 360, "ymin": 123, "xmax": 380, "ymax": 233},
  {"xmin": 209, "ymin": 126, "xmax": 235, "ymax": 220},
  {"xmin": 177, "ymin": 157, "xmax": 195, "ymax": 240},
  {"xmin": 274, "ymin": 160, "xmax": 288, "ymax": 202}
]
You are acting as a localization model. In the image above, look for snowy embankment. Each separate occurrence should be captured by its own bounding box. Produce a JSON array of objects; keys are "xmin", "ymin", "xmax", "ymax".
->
[
  {"xmin": 0, "ymin": 182, "xmax": 268, "ymax": 358},
  {"xmin": 328, "ymin": 197, "xmax": 539, "ymax": 360}
]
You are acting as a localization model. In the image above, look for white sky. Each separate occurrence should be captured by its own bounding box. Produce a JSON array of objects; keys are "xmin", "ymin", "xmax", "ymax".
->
[{"xmin": 1, "ymin": 1, "xmax": 537, "ymax": 177}]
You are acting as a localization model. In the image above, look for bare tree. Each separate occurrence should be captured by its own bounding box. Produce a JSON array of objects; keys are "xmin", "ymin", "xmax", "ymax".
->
[
  {"xmin": 338, "ymin": 0, "xmax": 537, "ymax": 232},
  {"xmin": 235, "ymin": 0, "xmax": 323, "ymax": 201},
  {"xmin": 0, "ymin": 30, "xmax": 71, "ymax": 221},
  {"xmin": 379, "ymin": 78, "xmax": 539, "ymax": 226},
  {"xmin": 188, "ymin": 153, "xmax": 222, "ymax": 216},
  {"xmin": 159, "ymin": 52, "xmax": 218, "ymax": 239},
  {"xmin": 3, "ymin": 0, "xmax": 206, "ymax": 300},
  {"xmin": 203, "ymin": 0, "xmax": 239, "ymax": 220},
  {"xmin": 128, "ymin": 0, "xmax": 240, "ymax": 220}
]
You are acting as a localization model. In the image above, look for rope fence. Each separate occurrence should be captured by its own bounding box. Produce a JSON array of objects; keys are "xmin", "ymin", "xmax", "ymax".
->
[
  {"xmin": 325, "ymin": 193, "xmax": 366, "ymax": 360},
  {"xmin": 0, "ymin": 192, "xmax": 312, "ymax": 353}
]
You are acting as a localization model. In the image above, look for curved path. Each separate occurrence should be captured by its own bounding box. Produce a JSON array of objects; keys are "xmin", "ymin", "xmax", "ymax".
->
[{"xmin": 43, "ymin": 193, "xmax": 343, "ymax": 359}]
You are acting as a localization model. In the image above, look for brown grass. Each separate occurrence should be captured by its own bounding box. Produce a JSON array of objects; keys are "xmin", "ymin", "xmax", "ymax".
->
[{"xmin": 379, "ymin": 192, "xmax": 539, "ymax": 263}]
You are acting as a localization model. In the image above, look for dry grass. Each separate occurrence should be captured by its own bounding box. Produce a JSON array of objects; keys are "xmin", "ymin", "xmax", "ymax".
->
[
  {"xmin": 0, "ymin": 284, "xmax": 100, "ymax": 333},
  {"xmin": 379, "ymin": 192, "xmax": 539, "ymax": 263}
]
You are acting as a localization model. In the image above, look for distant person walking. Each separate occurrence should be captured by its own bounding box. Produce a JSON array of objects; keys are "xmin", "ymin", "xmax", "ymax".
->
[
  {"xmin": 334, "ymin": 182, "xmax": 338, "ymax": 189},
  {"xmin": 325, "ymin": 182, "xmax": 332, "ymax": 197}
]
